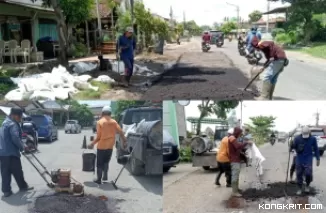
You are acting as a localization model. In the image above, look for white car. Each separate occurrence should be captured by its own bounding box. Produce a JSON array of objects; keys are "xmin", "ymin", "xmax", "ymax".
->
[
  {"xmin": 310, "ymin": 128, "xmax": 326, "ymax": 156},
  {"xmin": 64, "ymin": 120, "xmax": 82, "ymax": 134}
]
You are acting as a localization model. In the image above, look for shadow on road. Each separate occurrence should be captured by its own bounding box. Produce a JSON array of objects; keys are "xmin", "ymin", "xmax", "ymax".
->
[{"xmin": 1, "ymin": 190, "xmax": 33, "ymax": 206}]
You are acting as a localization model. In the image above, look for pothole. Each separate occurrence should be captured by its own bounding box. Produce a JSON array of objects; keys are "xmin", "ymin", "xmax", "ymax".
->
[{"xmin": 29, "ymin": 194, "xmax": 121, "ymax": 213}]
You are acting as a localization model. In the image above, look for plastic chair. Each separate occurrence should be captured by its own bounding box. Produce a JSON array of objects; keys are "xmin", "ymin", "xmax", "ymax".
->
[
  {"xmin": 17, "ymin": 39, "xmax": 32, "ymax": 63},
  {"xmin": 3, "ymin": 40, "xmax": 18, "ymax": 63}
]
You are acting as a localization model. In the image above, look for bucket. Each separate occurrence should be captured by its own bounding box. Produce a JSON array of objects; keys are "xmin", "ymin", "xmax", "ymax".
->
[
  {"xmin": 90, "ymin": 136, "xmax": 94, "ymax": 141},
  {"xmin": 82, "ymin": 151, "xmax": 96, "ymax": 172}
]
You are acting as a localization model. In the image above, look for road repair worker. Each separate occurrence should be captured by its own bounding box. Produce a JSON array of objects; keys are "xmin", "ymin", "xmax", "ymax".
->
[
  {"xmin": 251, "ymin": 37, "xmax": 289, "ymax": 100},
  {"xmin": 0, "ymin": 108, "xmax": 34, "ymax": 197},
  {"xmin": 291, "ymin": 126, "xmax": 320, "ymax": 195},
  {"xmin": 88, "ymin": 106, "xmax": 127, "ymax": 184},
  {"xmin": 229, "ymin": 127, "xmax": 252, "ymax": 197},
  {"xmin": 289, "ymin": 132, "xmax": 301, "ymax": 184},
  {"xmin": 215, "ymin": 128, "xmax": 233, "ymax": 187},
  {"xmin": 202, "ymin": 31, "xmax": 211, "ymax": 46},
  {"xmin": 116, "ymin": 26, "xmax": 136, "ymax": 87}
]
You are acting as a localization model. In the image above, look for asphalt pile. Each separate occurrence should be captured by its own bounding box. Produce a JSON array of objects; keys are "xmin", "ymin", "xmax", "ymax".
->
[
  {"xmin": 241, "ymin": 182, "xmax": 317, "ymax": 200},
  {"xmin": 29, "ymin": 194, "xmax": 116, "ymax": 213}
]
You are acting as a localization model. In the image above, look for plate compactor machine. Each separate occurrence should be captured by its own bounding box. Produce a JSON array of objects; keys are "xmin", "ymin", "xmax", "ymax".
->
[{"xmin": 23, "ymin": 152, "xmax": 84, "ymax": 196}]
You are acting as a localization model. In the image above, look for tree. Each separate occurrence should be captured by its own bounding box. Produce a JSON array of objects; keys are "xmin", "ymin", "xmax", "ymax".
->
[
  {"xmin": 221, "ymin": 22, "xmax": 237, "ymax": 34},
  {"xmin": 244, "ymin": 115, "xmax": 276, "ymax": 145},
  {"xmin": 248, "ymin": 10, "xmax": 263, "ymax": 23},
  {"xmin": 213, "ymin": 22, "xmax": 220, "ymax": 30},
  {"xmin": 114, "ymin": 100, "xmax": 147, "ymax": 118},
  {"xmin": 196, "ymin": 100, "xmax": 239, "ymax": 135},
  {"xmin": 184, "ymin": 20, "xmax": 202, "ymax": 35},
  {"xmin": 32, "ymin": 0, "xmax": 94, "ymax": 66},
  {"xmin": 59, "ymin": 100, "xmax": 93, "ymax": 126}
]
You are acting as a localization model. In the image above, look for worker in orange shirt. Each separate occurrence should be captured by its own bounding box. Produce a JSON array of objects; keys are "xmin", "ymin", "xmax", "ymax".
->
[
  {"xmin": 215, "ymin": 128, "xmax": 233, "ymax": 187},
  {"xmin": 88, "ymin": 106, "xmax": 127, "ymax": 184}
]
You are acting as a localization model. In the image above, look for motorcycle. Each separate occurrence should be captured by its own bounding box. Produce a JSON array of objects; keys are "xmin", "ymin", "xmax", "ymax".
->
[
  {"xmin": 270, "ymin": 138, "xmax": 276, "ymax": 146},
  {"xmin": 22, "ymin": 132, "xmax": 38, "ymax": 151},
  {"xmin": 202, "ymin": 42, "xmax": 211, "ymax": 52},
  {"xmin": 216, "ymin": 39, "xmax": 223, "ymax": 47},
  {"xmin": 247, "ymin": 50, "xmax": 263, "ymax": 65}
]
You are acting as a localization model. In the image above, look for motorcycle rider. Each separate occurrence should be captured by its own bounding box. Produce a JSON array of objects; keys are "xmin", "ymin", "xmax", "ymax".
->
[
  {"xmin": 245, "ymin": 27, "xmax": 261, "ymax": 57},
  {"xmin": 270, "ymin": 132, "xmax": 276, "ymax": 144},
  {"xmin": 22, "ymin": 117, "xmax": 38, "ymax": 150},
  {"xmin": 202, "ymin": 31, "xmax": 211, "ymax": 47}
]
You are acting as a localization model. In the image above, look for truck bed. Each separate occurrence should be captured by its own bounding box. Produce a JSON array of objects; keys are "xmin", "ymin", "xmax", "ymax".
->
[{"xmin": 192, "ymin": 151, "xmax": 217, "ymax": 168}]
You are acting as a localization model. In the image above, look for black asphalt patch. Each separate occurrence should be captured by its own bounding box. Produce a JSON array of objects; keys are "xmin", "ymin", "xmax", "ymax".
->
[
  {"xmin": 242, "ymin": 182, "xmax": 317, "ymax": 200},
  {"xmin": 29, "ymin": 194, "xmax": 120, "ymax": 213}
]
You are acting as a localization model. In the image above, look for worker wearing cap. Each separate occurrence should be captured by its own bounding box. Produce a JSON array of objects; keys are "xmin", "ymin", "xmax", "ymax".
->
[
  {"xmin": 88, "ymin": 106, "xmax": 127, "ymax": 184},
  {"xmin": 0, "ymin": 108, "xmax": 34, "ymax": 197},
  {"xmin": 228, "ymin": 127, "xmax": 252, "ymax": 197},
  {"xmin": 116, "ymin": 26, "xmax": 136, "ymax": 87},
  {"xmin": 215, "ymin": 128, "xmax": 234, "ymax": 187},
  {"xmin": 291, "ymin": 126, "xmax": 320, "ymax": 195}
]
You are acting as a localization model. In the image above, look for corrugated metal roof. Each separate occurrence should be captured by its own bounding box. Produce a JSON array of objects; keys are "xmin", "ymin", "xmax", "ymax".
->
[{"xmin": 1, "ymin": 0, "xmax": 54, "ymax": 12}]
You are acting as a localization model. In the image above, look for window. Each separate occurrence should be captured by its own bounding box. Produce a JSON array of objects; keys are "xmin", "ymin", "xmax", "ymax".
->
[
  {"xmin": 67, "ymin": 120, "xmax": 77, "ymax": 124},
  {"xmin": 31, "ymin": 116, "xmax": 47, "ymax": 126},
  {"xmin": 310, "ymin": 130, "xmax": 325, "ymax": 137}
]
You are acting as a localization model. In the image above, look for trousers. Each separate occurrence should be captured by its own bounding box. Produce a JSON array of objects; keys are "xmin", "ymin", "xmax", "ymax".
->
[
  {"xmin": 296, "ymin": 163, "xmax": 312, "ymax": 187},
  {"xmin": 215, "ymin": 162, "xmax": 231, "ymax": 185},
  {"xmin": 0, "ymin": 156, "xmax": 28, "ymax": 193},
  {"xmin": 96, "ymin": 149, "xmax": 113, "ymax": 180}
]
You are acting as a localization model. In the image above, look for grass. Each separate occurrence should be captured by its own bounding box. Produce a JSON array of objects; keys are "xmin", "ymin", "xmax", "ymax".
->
[
  {"xmin": 291, "ymin": 42, "xmax": 326, "ymax": 59},
  {"xmin": 74, "ymin": 80, "xmax": 111, "ymax": 99}
]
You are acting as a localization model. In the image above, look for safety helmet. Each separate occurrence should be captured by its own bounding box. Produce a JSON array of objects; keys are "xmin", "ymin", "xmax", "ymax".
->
[
  {"xmin": 102, "ymin": 106, "xmax": 112, "ymax": 113},
  {"xmin": 228, "ymin": 128, "xmax": 234, "ymax": 135}
]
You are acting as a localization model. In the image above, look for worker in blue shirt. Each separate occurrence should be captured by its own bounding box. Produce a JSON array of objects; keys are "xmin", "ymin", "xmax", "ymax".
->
[
  {"xmin": 0, "ymin": 108, "xmax": 34, "ymax": 197},
  {"xmin": 291, "ymin": 126, "xmax": 320, "ymax": 195},
  {"xmin": 116, "ymin": 27, "xmax": 137, "ymax": 87},
  {"xmin": 245, "ymin": 27, "xmax": 262, "ymax": 56}
]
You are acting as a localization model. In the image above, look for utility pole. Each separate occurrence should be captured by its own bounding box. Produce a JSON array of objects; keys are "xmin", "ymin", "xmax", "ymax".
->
[
  {"xmin": 183, "ymin": 11, "xmax": 186, "ymax": 28},
  {"xmin": 315, "ymin": 110, "xmax": 320, "ymax": 127},
  {"xmin": 130, "ymin": 0, "xmax": 135, "ymax": 30},
  {"xmin": 266, "ymin": 0, "xmax": 270, "ymax": 33}
]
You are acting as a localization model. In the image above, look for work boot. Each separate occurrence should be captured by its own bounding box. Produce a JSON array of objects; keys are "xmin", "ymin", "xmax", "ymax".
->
[
  {"xmin": 304, "ymin": 185, "xmax": 310, "ymax": 193},
  {"xmin": 226, "ymin": 183, "xmax": 231, "ymax": 188},
  {"xmin": 120, "ymin": 76, "xmax": 128, "ymax": 87},
  {"xmin": 19, "ymin": 186, "xmax": 34, "ymax": 192},
  {"xmin": 296, "ymin": 188, "xmax": 303, "ymax": 196},
  {"xmin": 255, "ymin": 81, "xmax": 272, "ymax": 100},
  {"xmin": 269, "ymin": 84, "xmax": 276, "ymax": 100},
  {"xmin": 3, "ymin": 191, "xmax": 13, "ymax": 197},
  {"xmin": 231, "ymin": 182, "xmax": 242, "ymax": 197},
  {"xmin": 94, "ymin": 168, "xmax": 102, "ymax": 184}
]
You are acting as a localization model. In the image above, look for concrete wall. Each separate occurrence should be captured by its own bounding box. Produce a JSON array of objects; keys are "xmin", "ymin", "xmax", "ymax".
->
[
  {"xmin": 163, "ymin": 101, "xmax": 180, "ymax": 147},
  {"xmin": 175, "ymin": 103, "xmax": 187, "ymax": 139}
]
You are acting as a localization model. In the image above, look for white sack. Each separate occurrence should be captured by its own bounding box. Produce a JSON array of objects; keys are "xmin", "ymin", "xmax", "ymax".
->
[
  {"xmin": 94, "ymin": 75, "xmax": 115, "ymax": 83},
  {"xmin": 72, "ymin": 62, "xmax": 97, "ymax": 74},
  {"xmin": 123, "ymin": 123, "xmax": 137, "ymax": 137},
  {"xmin": 111, "ymin": 61, "xmax": 125, "ymax": 74},
  {"xmin": 249, "ymin": 143, "xmax": 265, "ymax": 176}
]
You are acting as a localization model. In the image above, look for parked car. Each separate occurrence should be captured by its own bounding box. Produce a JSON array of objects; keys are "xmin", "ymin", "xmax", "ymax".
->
[
  {"xmin": 310, "ymin": 127, "xmax": 326, "ymax": 156},
  {"xmin": 163, "ymin": 129, "xmax": 180, "ymax": 173},
  {"xmin": 289, "ymin": 127, "xmax": 326, "ymax": 156},
  {"xmin": 209, "ymin": 30, "xmax": 224, "ymax": 46},
  {"xmin": 31, "ymin": 114, "xmax": 58, "ymax": 142},
  {"xmin": 64, "ymin": 120, "xmax": 81, "ymax": 134}
]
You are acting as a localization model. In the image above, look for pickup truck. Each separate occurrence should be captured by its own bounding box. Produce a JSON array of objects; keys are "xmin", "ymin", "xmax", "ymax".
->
[{"xmin": 64, "ymin": 120, "xmax": 81, "ymax": 134}]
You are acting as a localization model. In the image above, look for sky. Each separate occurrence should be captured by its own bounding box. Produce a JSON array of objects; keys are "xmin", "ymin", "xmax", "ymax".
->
[
  {"xmin": 142, "ymin": 0, "xmax": 290, "ymax": 26},
  {"xmin": 184, "ymin": 101, "xmax": 326, "ymax": 132}
]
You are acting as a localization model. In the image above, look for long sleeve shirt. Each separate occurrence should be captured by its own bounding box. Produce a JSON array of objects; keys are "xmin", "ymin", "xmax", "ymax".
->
[
  {"xmin": 228, "ymin": 136, "xmax": 248, "ymax": 163},
  {"xmin": 91, "ymin": 116, "xmax": 124, "ymax": 150},
  {"xmin": 291, "ymin": 135, "xmax": 320, "ymax": 165},
  {"xmin": 217, "ymin": 136, "xmax": 230, "ymax": 162},
  {"xmin": 116, "ymin": 35, "xmax": 136, "ymax": 59},
  {"xmin": 0, "ymin": 117, "xmax": 24, "ymax": 157}
]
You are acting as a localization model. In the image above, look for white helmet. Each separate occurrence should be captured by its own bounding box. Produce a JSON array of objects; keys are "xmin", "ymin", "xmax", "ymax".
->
[
  {"xmin": 102, "ymin": 106, "xmax": 111, "ymax": 113},
  {"xmin": 228, "ymin": 128, "xmax": 234, "ymax": 135}
]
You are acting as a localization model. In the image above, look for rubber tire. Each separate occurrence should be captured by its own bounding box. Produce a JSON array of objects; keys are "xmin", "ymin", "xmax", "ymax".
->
[
  {"xmin": 320, "ymin": 150, "xmax": 324, "ymax": 156},
  {"xmin": 163, "ymin": 167, "xmax": 171, "ymax": 173},
  {"xmin": 130, "ymin": 157, "xmax": 145, "ymax": 176},
  {"xmin": 48, "ymin": 134, "xmax": 53, "ymax": 143},
  {"xmin": 202, "ymin": 166, "xmax": 210, "ymax": 170}
]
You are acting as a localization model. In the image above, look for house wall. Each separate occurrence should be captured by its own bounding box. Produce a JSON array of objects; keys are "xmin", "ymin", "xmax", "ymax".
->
[
  {"xmin": 0, "ymin": 3, "xmax": 56, "ymax": 47},
  {"xmin": 175, "ymin": 103, "xmax": 186, "ymax": 139},
  {"xmin": 163, "ymin": 101, "xmax": 180, "ymax": 147}
]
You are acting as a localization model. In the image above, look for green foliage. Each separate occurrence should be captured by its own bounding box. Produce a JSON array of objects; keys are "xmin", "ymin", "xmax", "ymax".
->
[
  {"xmin": 248, "ymin": 10, "xmax": 263, "ymax": 23},
  {"xmin": 275, "ymin": 30, "xmax": 299, "ymax": 45},
  {"xmin": 244, "ymin": 115, "xmax": 276, "ymax": 145},
  {"xmin": 175, "ymin": 23, "xmax": 184, "ymax": 36},
  {"xmin": 59, "ymin": 100, "xmax": 93, "ymax": 126},
  {"xmin": 196, "ymin": 100, "xmax": 239, "ymax": 135},
  {"xmin": 186, "ymin": 131, "xmax": 193, "ymax": 138},
  {"xmin": 114, "ymin": 100, "xmax": 147, "ymax": 118},
  {"xmin": 184, "ymin": 20, "xmax": 202, "ymax": 36},
  {"xmin": 73, "ymin": 42, "xmax": 88, "ymax": 57},
  {"xmin": 221, "ymin": 22, "xmax": 237, "ymax": 34},
  {"xmin": 0, "ymin": 69, "xmax": 20, "ymax": 96},
  {"xmin": 271, "ymin": 28, "xmax": 285, "ymax": 38},
  {"xmin": 179, "ymin": 146, "xmax": 192, "ymax": 162},
  {"xmin": 74, "ymin": 81, "xmax": 110, "ymax": 99}
]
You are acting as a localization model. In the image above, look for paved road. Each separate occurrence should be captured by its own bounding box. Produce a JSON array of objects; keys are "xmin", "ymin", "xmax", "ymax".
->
[
  {"xmin": 143, "ymin": 38, "xmax": 256, "ymax": 100},
  {"xmin": 0, "ymin": 130, "xmax": 162, "ymax": 213},
  {"xmin": 220, "ymin": 41, "xmax": 326, "ymax": 100},
  {"xmin": 163, "ymin": 142, "xmax": 326, "ymax": 213}
]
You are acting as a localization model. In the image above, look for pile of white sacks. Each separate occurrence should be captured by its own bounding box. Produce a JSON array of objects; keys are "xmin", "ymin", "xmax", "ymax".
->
[{"xmin": 5, "ymin": 64, "xmax": 115, "ymax": 101}]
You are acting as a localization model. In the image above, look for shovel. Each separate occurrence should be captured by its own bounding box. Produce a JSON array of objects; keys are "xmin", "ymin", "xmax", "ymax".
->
[{"xmin": 243, "ymin": 66, "xmax": 265, "ymax": 92}]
